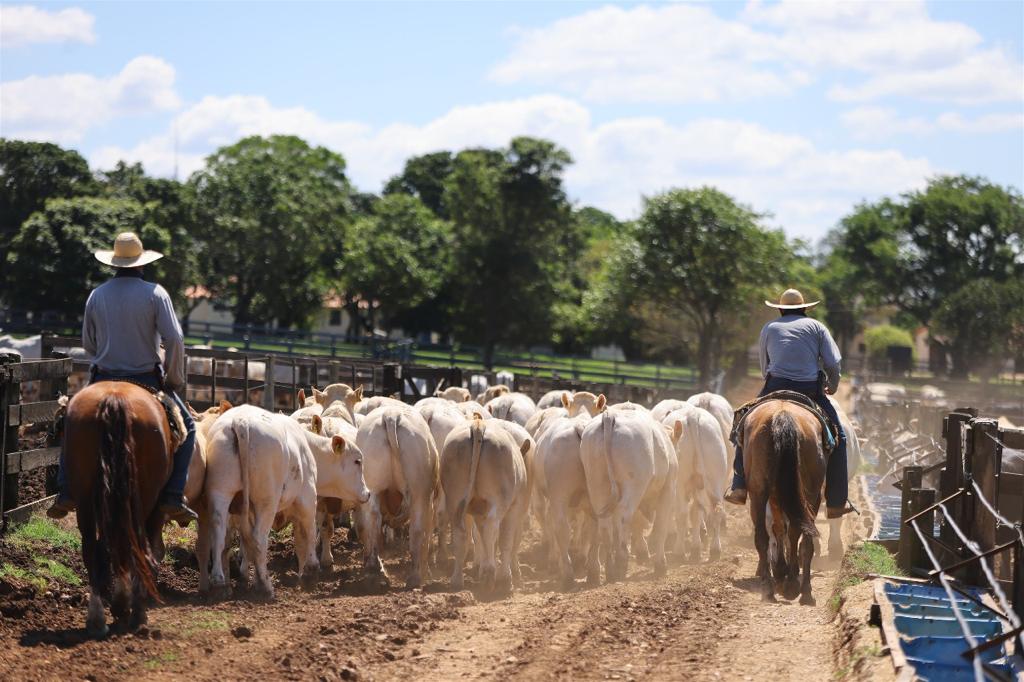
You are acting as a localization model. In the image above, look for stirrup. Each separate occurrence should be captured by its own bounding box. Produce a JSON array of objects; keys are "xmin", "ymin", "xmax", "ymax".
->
[
  {"xmin": 724, "ymin": 488, "xmax": 747, "ymax": 505},
  {"xmin": 826, "ymin": 502, "xmax": 858, "ymax": 519},
  {"xmin": 160, "ymin": 500, "xmax": 198, "ymax": 525},
  {"xmin": 46, "ymin": 496, "xmax": 76, "ymax": 519}
]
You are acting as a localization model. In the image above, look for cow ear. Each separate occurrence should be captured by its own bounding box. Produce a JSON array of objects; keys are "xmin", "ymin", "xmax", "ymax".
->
[
  {"xmin": 297, "ymin": 388, "xmax": 306, "ymax": 404},
  {"xmin": 520, "ymin": 440, "xmax": 531, "ymax": 457},
  {"xmin": 597, "ymin": 394, "xmax": 607, "ymax": 411},
  {"xmin": 311, "ymin": 414, "xmax": 323, "ymax": 435},
  {"xmin": 312, "ymin": 387, "xmax": 324, "ymax": 403},
  {"xmin": 355, "ymin": 385, "xmax": 364, "ymax": 400},
  {"xmin": 331, "ymin": 435, "xmax": 346, "ymax": 453},
  {"xmin": 487, "ymin": 404, "xmax": 493, "ymax": 414},
  {"xmin": 461, "ymin": 393, "xmax": 470, "ymax": 402},
  {"xmin": 561, "ymin": 392, "xmax": 570, "ymax": 408},
  {"xmin": 673, "ymin": 420, "xmax": 683, "ymax": 443},
  {"xmin": 219, "ymin": 399, "xmax": 232, "ymax": 413}
]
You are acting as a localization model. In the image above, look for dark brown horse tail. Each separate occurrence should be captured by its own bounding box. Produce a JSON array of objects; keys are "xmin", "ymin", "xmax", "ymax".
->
[
  {"xmin": 95, "ymin": 394, "xmax": 161, "ymax": 600},
  {"xmin": 770, "ymin": 411, "xmax": 818, "ymax": 538}
]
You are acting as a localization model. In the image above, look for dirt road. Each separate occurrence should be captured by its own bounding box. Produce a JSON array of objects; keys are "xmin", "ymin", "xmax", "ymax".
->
[{"xmin": 0, "ymin": 501, "xmax": 869, "ymax": 682}]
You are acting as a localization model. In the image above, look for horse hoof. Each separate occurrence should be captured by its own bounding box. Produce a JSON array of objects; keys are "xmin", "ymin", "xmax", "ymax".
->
[
  {"xmin": 560, "ymin": 575, "xmax": 576, "ymax": 592},
  {"xmin": 800, "ymin": 593, "xmax": 816, "ymax": 607},
  {"xmin": 762, "ymin": 592, "xmax": 777, "ymax": 603},
  {"xmin": 87, "ymin": 622, "xmax": 108, "ymax": 639},
  {"xmin": 653, "ymin": 561, "xmax": 667, "ymax": 578},
  {"xmin": 783, "ymin": 581, "xmax": 801, "ymax": 601},
  {"xmin": 586, "ymin": 572, "xmax": 601, "ymax": 587},
  {"xmin": 405, "ymin": 575, "xmax": 423, "ymax": 590},
  {"xmin": 709, "ymin": 548, "xmax": 721, "ymax": 562},
  {"xmin": 300, "ymin": 569, "xmax": 320, "ymax": 591}
]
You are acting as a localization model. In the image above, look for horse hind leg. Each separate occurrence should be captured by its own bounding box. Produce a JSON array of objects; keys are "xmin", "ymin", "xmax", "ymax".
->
[
  {"xmin": 79, "ymin": 519, "xmax": 109, "ymax": 638},
  {"xmin": 799, "ymin": 532, "xmax": 816, "ymax": 606},
  {"xmin": 130, "ymin": 575, "xmax": 148, "ymax": 629},
  {"xmin": 750, "ymin": 496, "xmax": 775, "ymax": 602},
  {"xmin": 782, "ymin": 524, "xmax": 802, "ymax": 601}
]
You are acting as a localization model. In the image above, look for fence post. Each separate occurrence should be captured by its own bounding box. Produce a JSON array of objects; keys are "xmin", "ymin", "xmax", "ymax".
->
[
  {"xmin": 965, "ymin": 418, "xmax": 1001, "ymax": 584},
  {"xmin": 910, "ymin": 488, "xmax": 936, "ymax": 576},
  {"xmin": 939, "ymin": 410, "xmax": 976, "ymax": 552},
  {"xmin": 0, "ymin": 354, "xmax": 22, "ymax": 521},
  {"xmin": 382, "ymin": 363, "xmax": 401, "ymax": 398},
  {"xmin": 898, "ymin": 465, "xmax": 923, "ymax": 572},
  {"xmin": 263, "ymin": 355, "xmax": 276, "ymax": 411}
]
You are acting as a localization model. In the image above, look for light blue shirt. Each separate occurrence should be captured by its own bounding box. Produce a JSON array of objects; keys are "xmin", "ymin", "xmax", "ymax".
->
[
  {"xmin": 82, "ymin": 276, "xmax": 186, "ymax": 391},
  {"xmin": 759, "ymin": 314, "xmax": 842, "ymax": 384}
]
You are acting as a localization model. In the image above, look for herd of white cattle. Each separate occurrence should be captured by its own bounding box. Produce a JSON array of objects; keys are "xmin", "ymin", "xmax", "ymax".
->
[{"xmin": 181, "ymin": 382, "xmax": 862, "ymax": 599}]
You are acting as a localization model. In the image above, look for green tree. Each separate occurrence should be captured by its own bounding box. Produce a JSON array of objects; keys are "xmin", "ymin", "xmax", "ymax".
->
[
  {"xmin": 343, "ymin": 194, "xmax": 452, "ymax": 333},
  {"xmin": 863, "ymin": 324, "xmax": 915, "ymax": 361},
  {"xmin": 99, "ymin": 161, "xmax": 198, "ymax": 312},
  {"xmin": 190, "ymin": 135, "xmax": 352, "ymax": 327},
  {"xmin": 621, "ymin": 187, "xmax": 792, "ymax": 385},
  {"xmin": 444, "ymin": 137, "xmax": 577, "ymax": 367},
  {"xmin": 932, "ymin": 279, "xmax": 1024, "ymax": 379},
  {"xmin": 383, "ymin": 151, "xmax": 454, "ymax": 219},
  {"xmin": 4, "ymin": 196, "xmax": 172, "ymax": 316},
  {"xmin": 0, "ymin": 139, "xmax": 97, "ymax": 267}
]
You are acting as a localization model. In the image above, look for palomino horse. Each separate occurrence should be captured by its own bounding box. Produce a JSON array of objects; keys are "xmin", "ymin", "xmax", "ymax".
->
[
  {"xmin": 64, "ymin": 382, "xmax": 174, "ymax": 636},
  {"xmin": 742, "ymin": 400, "xmax": 826, "ymax": 605}
]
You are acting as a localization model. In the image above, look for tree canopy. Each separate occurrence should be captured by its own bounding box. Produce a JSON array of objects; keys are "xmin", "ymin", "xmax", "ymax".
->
[{"xmin": 190, "ymin": 135, "xmax": 352, "ymax": 327}]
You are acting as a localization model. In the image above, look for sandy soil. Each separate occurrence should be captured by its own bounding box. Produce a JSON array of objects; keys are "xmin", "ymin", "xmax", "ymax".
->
[{"xmin": 0, "ymin": 497, "xmax": 880, "ymax": 682}]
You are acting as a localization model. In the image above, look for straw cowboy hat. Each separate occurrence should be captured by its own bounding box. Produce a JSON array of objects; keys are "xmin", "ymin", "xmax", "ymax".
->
[
  {"xmin": 765, "ymin": 288, "xmax": 819, "ymax": 310},
  {"xmin": 94, "ymin": 232, "xmax": 163, "ymax": 268}
]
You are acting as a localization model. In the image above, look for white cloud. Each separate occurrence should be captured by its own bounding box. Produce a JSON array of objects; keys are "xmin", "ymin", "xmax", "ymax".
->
[
  {"xmin": 842, "ymin": 106, "xmax": 1024, "ymax": 139},
  {"xmin": 90, "ymin": 94, "xmax": 935, "ymax": 242},
  {"xmin": 490, "ymin": 1, "xmax": 1023, "ymax": 105},
  {"xmin": 0, "ymin": 56, "xmax": 180, "ymax": 143},
  {"xmin": 0, "ymin": 5, "xmax": 95, "ymax": 47}
]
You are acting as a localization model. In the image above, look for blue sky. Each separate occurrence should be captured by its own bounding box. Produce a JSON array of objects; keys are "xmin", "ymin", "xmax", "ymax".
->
[{"xmin": 2, "ymin": 1, "xmax": 1022, "ymax": 243}]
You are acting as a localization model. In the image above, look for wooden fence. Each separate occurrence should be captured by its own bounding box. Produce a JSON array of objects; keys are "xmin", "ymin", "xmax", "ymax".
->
[
  {"xmin": 0, "ymin": 353, "xmax": 71, "ymax": 530},
  {"xmin": 896, "ymin": 408, "xmax": 1024, "ymax": 614}
]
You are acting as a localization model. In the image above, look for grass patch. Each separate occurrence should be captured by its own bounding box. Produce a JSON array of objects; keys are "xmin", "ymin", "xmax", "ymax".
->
[
  {"xmin": 174, "ymin": 610, "xmax": 230, "ymax": 636},
  {"xmin": 828, "ymin": 542, "xmax": 902, "ymax": 617},
  {"xmin": 34, "ymin": 557, "xmax": 82, "ymax": 586},
  {"xmin": 11, "ymin": 517, "xmax": 81, "ymax": 551},
  {"xmin": 143, "ymin": 651, "xmax": 181, "ymax": 670},
  {"xmin": 0, "ymin": 562, "xmax": 48, "ymax": 592}
]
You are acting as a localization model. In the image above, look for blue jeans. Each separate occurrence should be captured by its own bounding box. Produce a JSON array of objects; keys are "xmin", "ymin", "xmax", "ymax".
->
[
  {"xmin": 57, "ymin": 371, "xmax": 196, "ymax": 505},
  {"xmin": 731, "ymin": 376, "xmax": 848, "ymax": 508}
]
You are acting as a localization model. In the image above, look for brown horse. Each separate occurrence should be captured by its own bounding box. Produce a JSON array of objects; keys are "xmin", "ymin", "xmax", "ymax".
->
[
  {"xmin": 64, "ymin": 382, "xmax": 174, "ymax": 637},
  {"xmin": 741, "ymin": 400, "xmax": 825, "ymax": 605}
]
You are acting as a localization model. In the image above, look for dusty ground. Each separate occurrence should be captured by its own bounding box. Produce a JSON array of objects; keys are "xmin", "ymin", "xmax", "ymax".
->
[
  {"xmin": 0, "ymin": 495, "xmax": 888, "ymax": 682},
  {"xmin": 0, "ymin": 382, "xmax": 894, "ymax": 681}
]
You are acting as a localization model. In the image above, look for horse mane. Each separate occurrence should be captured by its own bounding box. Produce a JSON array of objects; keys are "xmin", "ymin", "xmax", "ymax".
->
[
  {"xmin": 95, "ymin": 393, "xmax": 161, "ymax": 601},
  {"xmin": 769, "ymin": 410, "xmax": 818, "ymax": 538}
]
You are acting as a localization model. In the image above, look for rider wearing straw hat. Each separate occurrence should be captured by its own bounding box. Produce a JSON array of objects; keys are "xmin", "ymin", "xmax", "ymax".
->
[
  {"xmin": 724, "ymin": 288, "xmax": 854, "ymax": 519},
  {"xmin": 48, "ymin": 232, "xmax": 197, "ymax": 524}
]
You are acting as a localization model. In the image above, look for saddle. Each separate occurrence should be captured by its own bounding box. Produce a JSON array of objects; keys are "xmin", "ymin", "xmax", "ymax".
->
[
  {"xmin": 99, "ymin": 378, "xmax": 188, "ymax": 453},
  {"xmin": 729, "ymin": 390, "xmax": 837, "ymax": 454}
]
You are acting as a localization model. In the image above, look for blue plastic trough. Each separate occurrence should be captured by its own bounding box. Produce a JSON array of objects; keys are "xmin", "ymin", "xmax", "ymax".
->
[{"xmin": 875, "ymin": 580, "xmax": 1020, "ymax": 680}]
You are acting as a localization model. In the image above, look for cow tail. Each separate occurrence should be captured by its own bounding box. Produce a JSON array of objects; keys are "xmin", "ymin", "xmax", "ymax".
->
[
  {"xmin": 233, "ymin": 417, "xmax": 253, "ymax": 540},
  {"xmin": 383, "ymin": 412, "xmax": 410, "ymax": 518},
  {"xmin": 457, "ymin": 420, "xmax": 484, "ymax": 519},
  {"xmin": 96, "ymin": 394, "xmax": 160, "ymax": 600},
  {"xmin": 595, "ymin": 411, "xmax": 619, "ymax": 518},
  {"xmin": 771, "ymin": 411, "xmax": 818, "ymax": 538}
]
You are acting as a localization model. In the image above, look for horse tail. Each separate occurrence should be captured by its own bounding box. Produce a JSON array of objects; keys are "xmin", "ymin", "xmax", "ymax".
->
[
  {"xmin": 770, "ymin": 410, "xmax": 818, "ymax": 538},
  {"xmin": 233, "ymin": 417, "xmax": 253, "ymax": 539},
  {"xmin": 594, "ymin": 411, "xmax": 620, "ymax": 518},
  {"xmin": 95, "ymin": 394, "xmax": 160, "ymax": 600},
  {"xmin": 457, "ymin": 420, "xmax": 484, "ymax": 519}
]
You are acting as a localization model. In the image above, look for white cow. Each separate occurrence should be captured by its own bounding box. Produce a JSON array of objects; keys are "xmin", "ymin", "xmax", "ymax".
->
[
  {"xmin": 662, "ymin": 407, "xmax": 729, "ymax": 562},
  {"xmin": 442, "ymin": 419, "xmax": 530, "ymax": 592},
  {"xmin": 307, "ymin": 415, "xmax": 362, "ymax": 567},
  {"xmin": 355, "ymin": 405, "xmax": 439, "ymax": 588},
  {"xmin": 579, "ymin": 410, "xmax": 677, "ymax": 582},
  {"xmin": 561, "ymin": 391, "xmax": 607, "ymax": 418},
  {"xmin": 455, "ymin": 401, "xmax": 492, "ymax": 420},
  {"xmin": 537, "ymin": 390, "xmax": 571, "ymax": 410},
  {"xmin": 687, "ymin": 392, "xmax": 734, "ymax": 450},
  {"xmin": 435, "ymin": 386, "xmax": 472, "ymax": 402},
  {"xmin": 479, "ymin": 384, "xmax": 510, "ymax": 404},
  {"xmin": 485, "ymin": 419, "xmax": 536, "ymax": 585},
  {"xmin": 355, "ymin": 395, "xmax": 406, "ymax": 416},
  {"xmin": 608, "ymin": 401, "xmax": 650, "ymax": 414},
  {"xmin": 486, "ymin": 392, "xmax": 537, "ymax": 426},
  {"xmin": 534, "ymin": 412, "xmax": 596, "ymax": 587},
  {"xmin": 651, "ymin": 399, "xmax": 692, "ymax": 423},
  {"xmin": 417, "ymin": 400, "xmax": 469, "ymax": 561},
  {"xmin": 202, "ymin": 405, "xmax": 370, "ymax": 598},
  {"xmin": 524, "ymin": 406, "xmax": 568, "ymax": 440}
]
